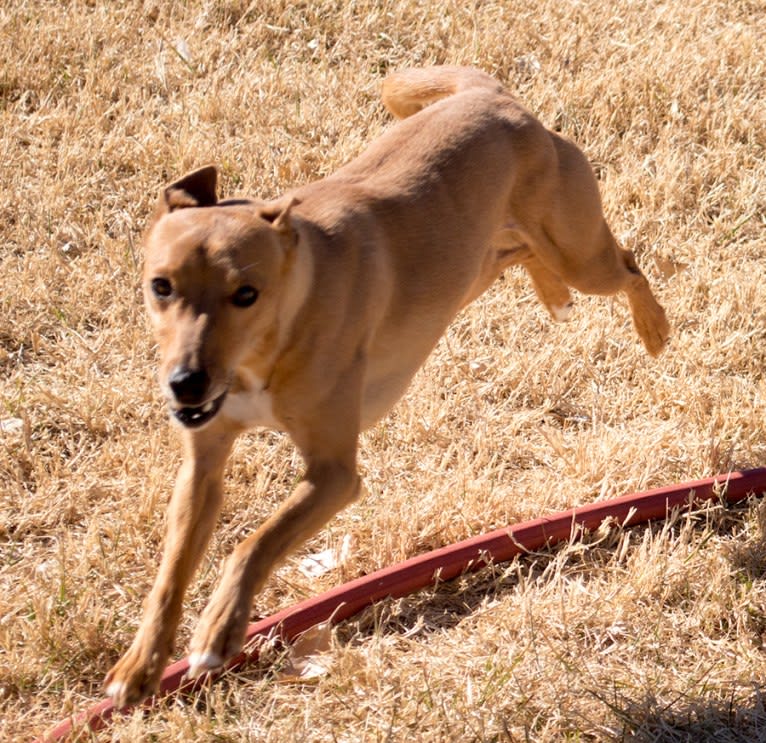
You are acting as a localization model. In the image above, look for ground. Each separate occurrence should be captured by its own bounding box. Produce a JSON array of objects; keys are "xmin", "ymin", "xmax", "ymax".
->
[{"xmin": 1, "ymin": 1, "xmax": 766, "ymax": 740}]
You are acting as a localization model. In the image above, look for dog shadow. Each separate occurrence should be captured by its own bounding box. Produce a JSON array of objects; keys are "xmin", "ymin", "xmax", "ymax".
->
[{"xmin": 604, "ymin": 688, "xmax": 766, "ymax": 742}]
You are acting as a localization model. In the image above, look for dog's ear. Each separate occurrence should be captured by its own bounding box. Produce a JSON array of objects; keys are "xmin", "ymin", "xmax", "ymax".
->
[
  {"xmin": 160, "ymin": 165, "xmax": 219, "ymax": 213},
  {"xmin": 258, "ymin": 196, "xmax": 300, "ymax": 239}
]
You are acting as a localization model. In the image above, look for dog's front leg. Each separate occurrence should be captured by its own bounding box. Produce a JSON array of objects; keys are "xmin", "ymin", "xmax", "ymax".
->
[
  {"xmin": 105, "ymin": 426, "xmax": 236, "ymax": 707},
  {"xmin": 187, "ymin": 453, "xmax": 361, "ymax": 676}
]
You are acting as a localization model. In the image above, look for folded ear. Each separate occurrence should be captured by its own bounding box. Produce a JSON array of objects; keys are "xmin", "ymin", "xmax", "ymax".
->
[
  {"xmin": 258, "ymin": 196, "xmax": 300, "ymax": 237},
  {"xmin": 160, "ymin": 165, "xmax": 218, "ymax": 213}
]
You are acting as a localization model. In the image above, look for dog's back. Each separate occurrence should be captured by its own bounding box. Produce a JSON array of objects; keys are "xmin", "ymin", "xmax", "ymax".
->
[
  {"xmin": 381, "ymin": 66, "xmax": 506, "ymax": 119},
  {"xmin": 381, "ymin": 65, "xmax": 669, "ymax": 357}
]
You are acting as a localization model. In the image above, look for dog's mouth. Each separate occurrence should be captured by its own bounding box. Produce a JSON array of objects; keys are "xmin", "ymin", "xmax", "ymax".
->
[{"xmin": 171, "ymin": 391, "xmax": 227, "ymax": 429}]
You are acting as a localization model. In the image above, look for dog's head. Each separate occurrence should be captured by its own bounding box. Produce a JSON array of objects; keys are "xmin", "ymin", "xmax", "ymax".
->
[{"xmin": 143, "ymin": 166, "xmax": 307, "ymax": 429}]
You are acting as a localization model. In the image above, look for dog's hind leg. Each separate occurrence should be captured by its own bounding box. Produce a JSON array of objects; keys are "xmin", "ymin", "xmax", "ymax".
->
[
  {"xmin": 525, "ymin": 133, "xmax": 670, "ymax": 355},
  {"xmin": 572, "ymin": 241, "xmax": 668, "ymax": 356},
  {"xmin": 482, "ymin": 228, "xmax": 573, "ymax": 321},
  {"xmin": 521, "ymin": 255, "xmax": 574, "ymax": 322},
  {"xmin": 618, "ymin": 247, "xmax": 671, "ymax": 357},
  {"xmin": 531, "ymin": 221, "xmax": 669, "ymax": 356}
]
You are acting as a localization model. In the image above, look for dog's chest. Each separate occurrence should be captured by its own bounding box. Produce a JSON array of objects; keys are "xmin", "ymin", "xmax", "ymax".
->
[{"xmin": 221, "ymin": 380, "xmax": 281, "ymax": 430}]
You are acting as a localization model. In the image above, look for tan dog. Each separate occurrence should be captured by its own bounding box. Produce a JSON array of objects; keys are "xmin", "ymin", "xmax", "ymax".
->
[{"xmin": 105, "ymin": 66, "xmax": 669, "ymax": 706}]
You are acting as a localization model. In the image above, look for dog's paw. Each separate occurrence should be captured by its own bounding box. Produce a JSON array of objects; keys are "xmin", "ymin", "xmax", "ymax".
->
[
  {"xmin": 104, "ymin": 643, "xmax": 166, "ymax": 709},
  {"xmin": 187, "ymin": 650, "xmax": 224, "ymax": 679},
  {"xmin": 105, "ymin": 679, "xmax": 134, "ymax": 709},
  {"xmin": 643, "ymin": 321, "xmax": 670, "ymax": 357},
  {"xmin": 627, "ymin": 284, "xmax": 670, "ymax": 357},
  {"xmin": 550, "ymin": 301, "xmax": 574, "ymax": 322},
  {"xmin": 188, "ymin": 599, "xmax": 249, "ymax": 676},
  {"xmin": 635, "ymin": 303, "xmax": 670, "ymax": 357}
]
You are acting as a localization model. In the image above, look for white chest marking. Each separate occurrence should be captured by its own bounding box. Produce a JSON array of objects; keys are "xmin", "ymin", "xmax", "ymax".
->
[{"xmin": 221, "ymin": 383, "xmax": 281, "ymax": 430}]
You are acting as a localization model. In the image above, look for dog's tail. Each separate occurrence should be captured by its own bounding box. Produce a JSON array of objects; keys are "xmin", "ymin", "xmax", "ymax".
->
[{"xmin": 381, "ymin": 65, "xmax": 505, "ymax": 120}]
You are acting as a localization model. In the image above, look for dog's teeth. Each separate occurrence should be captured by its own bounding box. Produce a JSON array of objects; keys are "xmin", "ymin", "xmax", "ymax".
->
[{"xmin": 202, "ymin": 402, "xmax": 214, "ymax": 413}]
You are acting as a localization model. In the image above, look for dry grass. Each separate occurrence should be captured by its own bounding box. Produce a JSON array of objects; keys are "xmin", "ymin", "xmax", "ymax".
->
[{"xmin": 2, "ymin": 0, "xmax": 765, "ymax": 740}]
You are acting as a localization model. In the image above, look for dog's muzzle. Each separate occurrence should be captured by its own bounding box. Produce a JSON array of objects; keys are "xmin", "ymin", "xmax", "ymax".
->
[{"xmin": 166, "ymin": 366, "xmax": 228, "ymax": 429}]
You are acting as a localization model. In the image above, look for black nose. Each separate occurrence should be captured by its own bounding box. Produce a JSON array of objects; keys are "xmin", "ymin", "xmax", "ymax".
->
[{"xmin": 168, "ymin": 367, "xmax": 210, "ymax": 406}]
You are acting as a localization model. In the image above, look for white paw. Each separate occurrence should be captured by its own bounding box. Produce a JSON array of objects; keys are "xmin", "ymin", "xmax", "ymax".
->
[
  {"xmin": 187, "ymin": 651, "xmax": 224, "ymax": 679},
  {"xmin": 105, "ymin": 680, "xmax": 126, "ymax": 703},
  {"xmin": 551, "ymin": 302, "xmax": 573, "ymax": 322}
]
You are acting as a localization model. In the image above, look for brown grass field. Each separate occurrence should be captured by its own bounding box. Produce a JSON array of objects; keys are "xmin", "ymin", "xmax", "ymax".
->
[{"xmin": 2, "ymin": 0, "xmax": 766, "ymax": 740}]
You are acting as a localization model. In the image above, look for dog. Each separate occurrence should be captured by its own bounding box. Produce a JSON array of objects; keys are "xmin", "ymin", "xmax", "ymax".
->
[{"xmin": 105, "ymin": 66, "xmax": 669, "ymax": 706}]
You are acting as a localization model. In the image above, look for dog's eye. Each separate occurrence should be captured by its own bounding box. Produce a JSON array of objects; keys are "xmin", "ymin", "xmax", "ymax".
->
[
  {"xmin": 231, "ymin": 285, "xmax": 259, "ymax": 308},
  {"xmin": 151, "ymin": 277, "xmax": 173, "ymax": 299}
]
